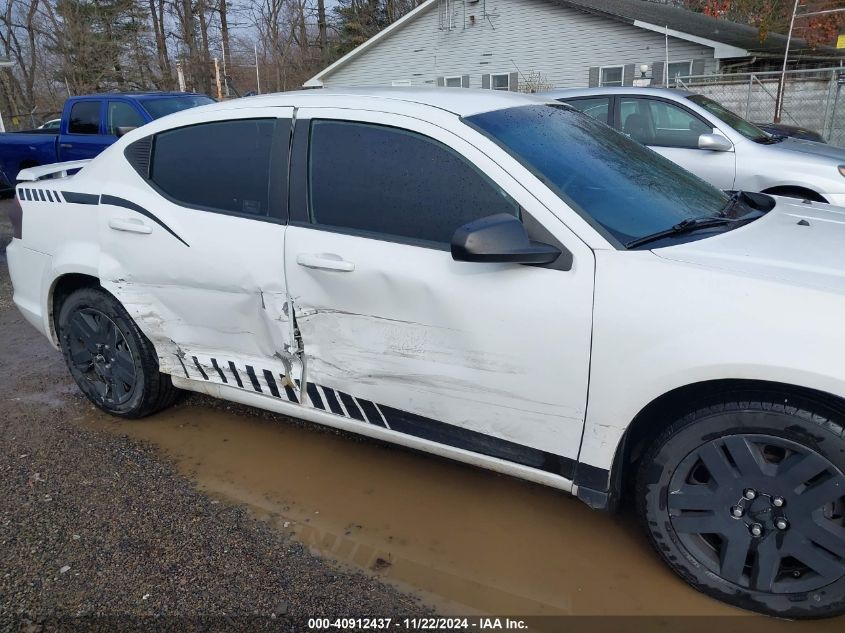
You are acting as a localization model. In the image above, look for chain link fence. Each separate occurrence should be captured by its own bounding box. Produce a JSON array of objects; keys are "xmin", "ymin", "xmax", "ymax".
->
[{"xmin": 675, "ymin": 67, "xmax": 845, "ymax": 147}]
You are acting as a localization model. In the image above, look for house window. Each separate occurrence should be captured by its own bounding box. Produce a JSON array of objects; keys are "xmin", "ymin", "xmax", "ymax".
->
[
  {"xmin": 600, "ymin": 66, "xmax": 624, "ymax": 87},
  {"xmin": 668, "ymin": 61, "xmax": 692, "ymax": 82},
  {"xmin": 491, "ymin": 73, "xmax": 510, "ymax": 90},
  {"xmin": 445, "ymin": 76, "xmax": 463, "ymax": 88}
]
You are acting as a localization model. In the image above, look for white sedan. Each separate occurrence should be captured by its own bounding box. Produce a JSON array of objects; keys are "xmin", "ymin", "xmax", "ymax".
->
[{"xmin": 8, "ymin": 88, "xmax": 845, "ymax": 619}]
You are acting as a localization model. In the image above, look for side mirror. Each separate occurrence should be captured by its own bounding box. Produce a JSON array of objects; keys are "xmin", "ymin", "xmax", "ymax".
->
[
  {"xmin": 451, "ymin": 213, "xmax": 561, "ymax": 265},
  {"xmin": 698, "ymin": 133, "xmax": 732, "ymax": 152},
  {"xmin": 116, "ymin": 126, "xmax": 138, "ymax": 138}
]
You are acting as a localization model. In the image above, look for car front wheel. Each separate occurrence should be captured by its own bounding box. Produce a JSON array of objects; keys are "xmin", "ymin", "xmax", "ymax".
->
[
  {"xmin": 57, "ymin": 286, "xmax": 179, "ymax": 418},
  {"xmin": 638, "ymin": 395, "xmax": 845, "ymax": 618}
]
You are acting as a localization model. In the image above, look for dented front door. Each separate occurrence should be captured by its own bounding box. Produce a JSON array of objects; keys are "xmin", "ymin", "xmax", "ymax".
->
[
  {"xmin": 99, "ymin": 108, "xmax": 302, "ymax": 397},
  {"xmin": 284, "ymin": 108, "xmax": 595, "ymax": 478}
]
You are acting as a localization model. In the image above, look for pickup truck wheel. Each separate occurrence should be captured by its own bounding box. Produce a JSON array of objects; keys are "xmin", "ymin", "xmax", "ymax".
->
[
  {"xmin": 57, "ymin": 287, "xmax": 179, "ymax": 418},
  {"xmin": 637, "ymin": 397, "xmax": 845, "ymax": 619}
]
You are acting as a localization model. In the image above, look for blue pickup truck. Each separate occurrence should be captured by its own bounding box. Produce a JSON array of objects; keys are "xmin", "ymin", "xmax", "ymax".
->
[{"xmin": 0, "ymin": 92, "xmax": 213, "ymax": 197}]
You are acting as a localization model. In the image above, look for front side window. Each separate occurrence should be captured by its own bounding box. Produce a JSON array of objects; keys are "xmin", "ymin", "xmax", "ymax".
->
[
  {"xmin": 107, "ymin": 102, "xmax": 145, "ymax": 136},
  {"xmin": 620, "ymin": 97, "xmax": 712, "ymax": 148},
  {"xmin": 150, "ymin": 118, "xmax": 276, "ymax": 216},
  {"xmin": 687, "ymin": 95, "xmax": 770, "ymax": 142},
  {"xmin": 562, "ymin": 97, "xmax": 611, "ymax": 124},
  {"xmin": 465, "ymin": 105, "xmax": 730, "ymax": 247},
  {"xmin": 600, "ymin": 66, "xmax": 623, "ymax": 87},
  {"xmin": 308, "ymin": 120, "xmax": 519, "ymax": 246},
  {"xmin": 491, "ymin": 74, "xmax": 510, "ymax": 90},
  {"xmin": 68, "ymin": 101, "xmax": 101, "ymax": 135}
]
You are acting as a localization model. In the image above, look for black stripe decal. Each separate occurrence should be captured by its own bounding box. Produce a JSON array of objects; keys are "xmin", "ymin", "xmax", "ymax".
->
[
  {"xmin": 378, "ymin": 404, "xmax": 576, "ymax": 479},
  {"xmin": 356, "ymin": 398, "xmax": 386, "ymax": 428},
  {"xmin": 211, "ymin": 358, "xmax": 228, "ymax": 383},
  {"xmin": 245, "ymin": 365, "xmax": 262, "ymax": 392},
  {"xmin": 44, "ymin": 190, "xmax": 54, "ymax": 202},
  {"xmin": 321, "ymin": 388, "xmax": 344, "ymax": 415},
  {"xmin": 54, "ymin": 191, "xmax": 63, "ymax": 203},
  {"xmin": 192, "ymin": 356, "xmax": 208, "ymax": 380},
  {"xmin": 21, "ymin": 189, "xmax": 30, "ymax": 201},
  {"xmin": 306, "ymin": 383, "xmax": 324, "ymax": 410},
  {"xmin": 337, "ymin": 391, "xmax": 365, "ymax": 421},
  {"xmin": 100, "ymin": 194, "xmax": 189, "ymax": 247},
  {"xmin": 38, "ymin": 189, "xmax": 46, "ymax": 202},
  {"xmin": 283, "ymin": 383, "xmax": 299, "ymax": 404},
  {"xmin": 61, "ymin": 191, "xmax": 99, "ymax": 205},
  {"xmin": 228, "ymin": 361, "xmax": 243, "ymax": 388},
  {"xmin": 263, "ymin": 370, "xmax": 281, "ymax": 398},
  {"xmin": 176, "ymin": 354, "xmax": 190, "ymax": 378}
]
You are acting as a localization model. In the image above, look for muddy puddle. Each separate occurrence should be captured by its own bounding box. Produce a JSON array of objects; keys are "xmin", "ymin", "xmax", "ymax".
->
[{"xmin": 83, "ymin": 402, "xmax": 844, "ymax": 629}]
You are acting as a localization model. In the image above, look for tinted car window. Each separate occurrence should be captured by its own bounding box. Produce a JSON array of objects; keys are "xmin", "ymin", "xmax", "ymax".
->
[
  {"xmin": 465, "ymin": 105, "xmax": 729, "ymax": 247},
  {"xmin": 150, "ymin": 119, "xmax": 275, "ymax": 216},
  {"xmin": 140, "ymin": 95, "xmax": 215, "ymax": 119},
  {"xmin": 562, "ymin": 97, "xmax": 611, "ymax": 124},
  {"xmin": 68, "ymin": 101, "xmax": 101, "ymax": 134},
  {"xmin": 620, "ymin": 98, "xmax": 712, "ymax": 148},
  {"xmin": 107, "ymin": 102, "xmax": 145, "ymax": 136},
  {"xmin": 308, "ymin": 120, "xmax": 519, "ymax": 245}
]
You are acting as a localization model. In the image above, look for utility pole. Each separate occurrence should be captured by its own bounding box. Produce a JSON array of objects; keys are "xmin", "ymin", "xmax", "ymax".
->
[
  {"xmin": 775, "ymin": 2, "xmax": 845, "ymax": 123},
  {"xmin": 214, "ymin": 57, "xmax": 223, "ymax": 100},
  {"xmin": 254, "ymin": 43, "xmax": 261, "ymax": 94}
]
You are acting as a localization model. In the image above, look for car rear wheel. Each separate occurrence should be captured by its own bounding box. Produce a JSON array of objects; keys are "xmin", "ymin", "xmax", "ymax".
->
[
  {"xmin": 57, "ymin": 287, "xmax": 179, "ymax": 417},
  {"xmin": 637, "ymin": 395, "xmax": 845, "ymax": 618}
]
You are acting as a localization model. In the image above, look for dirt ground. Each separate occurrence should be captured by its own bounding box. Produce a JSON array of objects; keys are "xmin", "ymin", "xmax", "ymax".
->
[
  {"xmin": 0, "ymin": 201, "xmax": 426, "ymax": 631},
  {"xmin": 2, "ymin": 198, "xmax": 845, "ymax": 632}
]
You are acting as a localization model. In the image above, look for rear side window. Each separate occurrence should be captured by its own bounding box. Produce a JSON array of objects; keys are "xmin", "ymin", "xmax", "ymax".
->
[
  {"xmin": 150, "ymin": 119, "xmax": 275, "ymax": 217},
  {"xmin": 68, "ymin": 101, "xmax": 101, "ymax": 134},
  {"xmin": 308, "ymin": 120, "xmax": 518, "ymax": 246},
  {"xmin": 562, "ymin": 97, "xmax": 611, "ymax": 124}
]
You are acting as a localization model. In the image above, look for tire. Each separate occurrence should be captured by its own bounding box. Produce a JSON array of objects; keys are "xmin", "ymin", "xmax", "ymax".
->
[
  {"xmin": 637, "ymin": 394, "xmax": 845, "ymax": 619},
  {"xmin": 57, "ymin": 286, "xmax": 180, "ymax": 418}
]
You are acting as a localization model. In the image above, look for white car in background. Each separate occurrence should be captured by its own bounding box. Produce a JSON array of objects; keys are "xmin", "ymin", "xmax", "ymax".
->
[
  {"xmin": 541, "ymin": 87, "xmax": 845, "ymax": 205},
  {"xmin": 8, "ymin": 88, "xmax": 845, "ymax": 619}
]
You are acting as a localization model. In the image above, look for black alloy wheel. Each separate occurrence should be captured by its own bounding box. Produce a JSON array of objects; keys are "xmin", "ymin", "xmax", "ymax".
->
[
  {"xmin": 58, "ymin": 286, "xmax": 180, "ymax": 417},
  {"xmin": 638, "ymin": 396, "xmax": 845, "ymax": 619},
  {"xmin": 65, "ymin": 307, "xmax": 138, "ymax": 406}
]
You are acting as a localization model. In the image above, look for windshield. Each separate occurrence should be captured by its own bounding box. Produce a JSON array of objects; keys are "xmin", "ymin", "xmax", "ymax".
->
[
  {"xmin": 140, "ymin": 95, "xmax": 215, "ymax": 119},
  {"xmin": 464, "ymin": 104, "xmax": 730, "ymax": 247},
  {"xmin": 687, "ymin": 95, "xmax": 770, "ymax": 142}
]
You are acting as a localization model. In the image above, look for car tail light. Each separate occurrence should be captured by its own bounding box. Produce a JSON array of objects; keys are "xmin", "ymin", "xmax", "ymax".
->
[{"xmin": 8, "ymin": 193, "xmax": 23, "ymax": 239}]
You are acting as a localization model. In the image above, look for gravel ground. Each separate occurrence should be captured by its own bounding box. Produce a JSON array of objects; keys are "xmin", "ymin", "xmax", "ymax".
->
[{"xmin": 0, "ymin": 203, "xmax": 428, "ymax": 632}]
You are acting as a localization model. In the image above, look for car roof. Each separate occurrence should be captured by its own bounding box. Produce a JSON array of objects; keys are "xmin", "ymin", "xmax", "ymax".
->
[
  {"xmin": 202, "ymin": 87, "xmax": 552, "ymax": 118},
  {"xmin": 74, "ymin": 91, "xmax": 209, "ymax": 100},
  {"xmin": 538, "ymin": 87, "xmax": 695, "ymax": 100}
]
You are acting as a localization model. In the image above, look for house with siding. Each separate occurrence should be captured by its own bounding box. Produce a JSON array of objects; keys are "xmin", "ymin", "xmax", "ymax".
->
[{"xmin": 305, "ymin": 0, "xmax": 845, "ymax": 91}]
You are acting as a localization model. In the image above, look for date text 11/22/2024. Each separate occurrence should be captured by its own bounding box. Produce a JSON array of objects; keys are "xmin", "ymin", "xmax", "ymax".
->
[{"xmin": 307, "ymin": 618, "xmax": 528, "ymax": 630}]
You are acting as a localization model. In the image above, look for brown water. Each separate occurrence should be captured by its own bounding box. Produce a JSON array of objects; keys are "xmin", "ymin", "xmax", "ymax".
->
[{"xmin": 83, "ymin": 402, "xmax": 845, "ymax": 628}]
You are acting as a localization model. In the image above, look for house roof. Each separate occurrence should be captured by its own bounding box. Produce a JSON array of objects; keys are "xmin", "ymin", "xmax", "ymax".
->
[
  {"xmin": 305, "ymin": 0, "xmax": 845, "ymax": 87},
  {"xmin": 552, "ymin": 0, "xmax": 845, "ymax": 58}
]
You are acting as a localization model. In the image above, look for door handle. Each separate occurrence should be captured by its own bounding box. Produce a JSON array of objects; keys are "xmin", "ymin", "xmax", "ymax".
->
[
  {"xmin": 109, "ymin": 217, "xmax": 152, "ymax": 235},
  {"xmin": 59, "ymin": 143, "xmax": 73, "ymax": 149},
  {"xmin": 296, "ymin": 253, "xmax": 355, "ymax": 272}
]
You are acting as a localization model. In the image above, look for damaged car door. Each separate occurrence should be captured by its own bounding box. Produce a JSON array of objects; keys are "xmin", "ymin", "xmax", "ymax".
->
[
  {"xmin": 98, "ymin": 109, "xmax": 301, "ymax": 393},
  {"xmin": 284, "ymin": 108, "xmax": 595, "ymax": 477}
]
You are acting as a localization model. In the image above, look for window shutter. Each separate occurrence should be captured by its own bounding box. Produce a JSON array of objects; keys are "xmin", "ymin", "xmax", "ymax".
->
[
  {"xmin": 461, "ymin": 74, "xmax": 470, "ymax": 88},
  {"xmin": 481, "ymin": 74, "xmax": 491, "ymax": 89},
  {"xmin": 691, "ymin": 58, "xmax": 705, "ymax": 77},
  {"xmin": 436, "ymin": 76, "xmax": 445, "ymax": 87},
  {"xmin": 651, "ymin": 61, "xmax": 665, "ymax": 86},
  {"xmin": 623, "ymin": 64, "xmax": 635, "ymax": 87},
  {"xmin": 509, "ymin": 71, "xmax": 519, "ymax": 91},
  {"xmin": 588, "ymin": 66, "xmax": 600, "ymax": 87}
]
